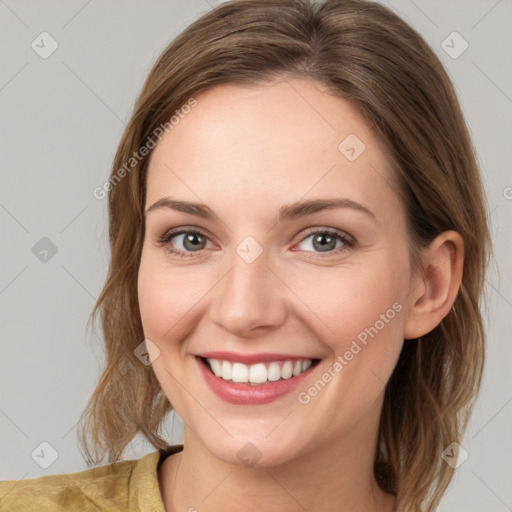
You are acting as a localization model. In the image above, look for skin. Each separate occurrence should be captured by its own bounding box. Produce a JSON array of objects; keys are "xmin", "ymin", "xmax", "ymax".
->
[{"xmin": 137, "ymin": 77, "xmax": 464, "ymax": 512}]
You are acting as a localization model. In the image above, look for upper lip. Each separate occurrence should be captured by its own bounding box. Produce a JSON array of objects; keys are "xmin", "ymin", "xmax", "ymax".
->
[{"xmin": 197, "ymin": 351, "xmax": 319, "ymax": 365}]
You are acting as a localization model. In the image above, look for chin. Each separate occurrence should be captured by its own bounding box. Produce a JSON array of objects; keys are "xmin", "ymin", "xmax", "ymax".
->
[{"xmin": 198, "ymin": 430, "xmax": 311, "ymax": 470}]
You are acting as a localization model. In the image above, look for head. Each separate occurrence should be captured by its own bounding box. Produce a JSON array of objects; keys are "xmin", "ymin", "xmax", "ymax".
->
[{"xmin": 80, "ymin": 1, "xmax": 492, "ymax": 510}]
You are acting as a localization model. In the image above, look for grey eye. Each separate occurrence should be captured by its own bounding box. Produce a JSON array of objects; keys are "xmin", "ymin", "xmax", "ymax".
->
[
  {"xmin": 298, "ymin": 232, "xmax": 344, "ymax": 253},
  {"xmin": 172, "ymin": 232, "xmax": 210, "ymax": 252}
]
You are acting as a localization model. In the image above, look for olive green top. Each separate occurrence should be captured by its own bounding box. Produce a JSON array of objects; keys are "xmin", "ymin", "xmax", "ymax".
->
[{"xmin": 0, "ymin": 444, "xmax": 183, "ymax": 511}]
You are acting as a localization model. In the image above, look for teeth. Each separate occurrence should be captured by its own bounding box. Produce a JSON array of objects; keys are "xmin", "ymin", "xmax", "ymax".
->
[
  {"xmin": 267, "ymin": 362, "xmax": 281, "ymax": 382},
  {"xmin": 281, "ymin": 361, "xmax": 293, "ymax": 379},
  {"xmin": 209, "ymin": 359, "xmax": 222, "ymax": 377},
  {"xmin": 221, "ymin": 360, "xmax": 232, "ymax": 380},
  {"xmin": 231, "ymin": 362, "xmax": 249, "ymax": 383},
  {"xmin": 205, "ymin": 358, "xmax": 315, "ymax": 384}
]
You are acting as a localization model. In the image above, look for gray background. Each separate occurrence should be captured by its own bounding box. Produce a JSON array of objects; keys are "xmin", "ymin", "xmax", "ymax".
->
[{"xmin": 1, "ymin": 0, "xmax": 511, "ymax": 510}]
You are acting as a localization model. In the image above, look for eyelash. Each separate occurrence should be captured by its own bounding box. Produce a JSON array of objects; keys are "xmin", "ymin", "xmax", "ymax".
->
[{"xmin": 156, "ymin": 227, "xmax": 356, "ymax": 259}]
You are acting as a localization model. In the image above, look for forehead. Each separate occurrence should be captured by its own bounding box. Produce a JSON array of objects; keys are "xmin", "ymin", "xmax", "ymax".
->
[{"xmin": 145, "ymin": 78, "xmax": 403, "ymax": 224}]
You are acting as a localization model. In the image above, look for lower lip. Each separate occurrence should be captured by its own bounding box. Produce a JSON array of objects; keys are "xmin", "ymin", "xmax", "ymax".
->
[{"xmin": 196, "ymin": 356, "xmax": 319, "ymax": 405}]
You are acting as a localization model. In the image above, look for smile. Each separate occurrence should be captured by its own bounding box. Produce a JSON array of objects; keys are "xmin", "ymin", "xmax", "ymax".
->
[
  {"xmin": 205, "ymin": 357, "xmax": 314, "ymax": 384},
  {"xmin": 196, "ymin": 354, "xmax": 321, "ymax": 405}
]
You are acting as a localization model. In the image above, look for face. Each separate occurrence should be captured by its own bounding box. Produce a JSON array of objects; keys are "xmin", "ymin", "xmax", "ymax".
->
[{"xmin": 138, "ymin": 77, "xmax": 415, "ymax": 467}]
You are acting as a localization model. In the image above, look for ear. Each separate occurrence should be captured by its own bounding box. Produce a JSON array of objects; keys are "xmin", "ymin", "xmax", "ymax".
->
[{"xmin": 403, "ymin": 230, "xmax": 464, "ymax": 340}]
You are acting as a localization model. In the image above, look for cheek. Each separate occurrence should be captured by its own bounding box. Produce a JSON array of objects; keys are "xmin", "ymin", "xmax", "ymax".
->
[
  {"xmin": 137, "ymin": 254, "xmax": 212, "ymax": 344},
  {"xmin": 334, "ymin": 265, "xmax": 408, "ymax": 388},
  {"xmin": 286, "ymin": 252, "xmax": 408, "ymax": 396},
  {"xmin": 336, "ymin": 275, "xmax": 402, "ymax": 345},
  {"xmin": 292, "ymin": 261, "xmax": 406, "ymax": 344}
]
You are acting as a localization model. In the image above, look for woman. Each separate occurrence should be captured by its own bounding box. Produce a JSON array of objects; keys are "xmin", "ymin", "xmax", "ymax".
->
[{"xmin": 0, "ymin": 0, "xmax": 491, "ymax": 510}]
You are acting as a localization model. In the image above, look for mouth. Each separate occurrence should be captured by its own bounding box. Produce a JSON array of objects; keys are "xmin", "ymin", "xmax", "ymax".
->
[{"xmin": 197, "ymin": 356, "xmax": 322, "ymax": 386}]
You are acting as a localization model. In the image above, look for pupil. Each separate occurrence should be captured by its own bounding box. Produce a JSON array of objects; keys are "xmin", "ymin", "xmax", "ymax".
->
[
  {"xmin": 313, "ymin": 234, "xmax": 335, "ymax": 252},
  {"xmin": 184, "ymin": 233, "xmax": 204, "ymax": 251}
]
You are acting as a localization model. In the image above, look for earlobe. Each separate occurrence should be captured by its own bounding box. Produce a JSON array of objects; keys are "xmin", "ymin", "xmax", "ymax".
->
[{"xmin": 404, "ymin": 230, "xmax": 464, "ymax": 340}]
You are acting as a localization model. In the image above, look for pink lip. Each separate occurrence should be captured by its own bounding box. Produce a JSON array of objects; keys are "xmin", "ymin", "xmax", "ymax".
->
[
  {"xmin": 197, "ymin": 351, "xmax": 315, "ymax": 365},
  {"xmin": 196, "ymin": 356, "xmax": 319, "ymax": 405}
]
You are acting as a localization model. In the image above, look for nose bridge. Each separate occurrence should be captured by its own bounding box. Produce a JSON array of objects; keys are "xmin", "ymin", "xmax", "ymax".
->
[{"xmin": 210, "ymin": 241, "xmax": 286, "ymax": 336}]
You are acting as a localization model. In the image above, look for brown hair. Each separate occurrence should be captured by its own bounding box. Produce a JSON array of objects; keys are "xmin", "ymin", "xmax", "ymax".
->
[{"xmin": 79, "ymin": 1, "xmax": 492, "ymax": 510}]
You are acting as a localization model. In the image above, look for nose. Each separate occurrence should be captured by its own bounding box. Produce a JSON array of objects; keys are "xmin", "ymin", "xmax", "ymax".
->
[{"xmin": 207, "ymin": 249, "xmax": 288, "ymax": 338}]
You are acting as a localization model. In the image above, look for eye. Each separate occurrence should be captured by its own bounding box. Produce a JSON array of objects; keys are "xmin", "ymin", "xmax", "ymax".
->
[
  {"xmin": 157, "ymin": 228, "xmax": 213, "ymax": 258},
  {"xmin": 156, "ymin": 227, "xmax": 355, "ymax": 259},
  {"xmin": 294, "ymin": 228, "xmax": 355, "ymax": 256}
]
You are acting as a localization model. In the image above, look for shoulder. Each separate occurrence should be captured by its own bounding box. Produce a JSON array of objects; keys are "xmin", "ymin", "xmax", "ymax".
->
[{"xmin": 0, "ymin": 447, "xmax": 176, "ymax": 512}]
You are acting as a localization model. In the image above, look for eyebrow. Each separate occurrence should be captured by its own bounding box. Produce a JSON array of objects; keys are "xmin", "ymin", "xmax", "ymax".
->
[{"xmin": 145, "ymin": 197, "xmax": 376, "ymax": 223}]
